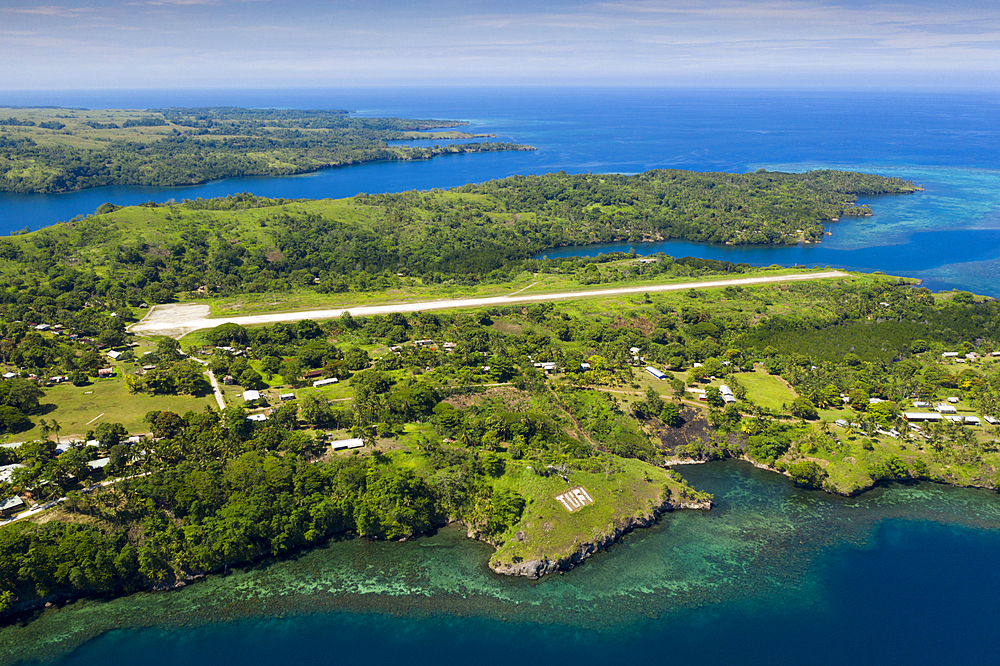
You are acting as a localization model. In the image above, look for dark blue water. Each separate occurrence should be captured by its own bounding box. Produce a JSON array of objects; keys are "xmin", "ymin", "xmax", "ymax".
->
[
  {"xmin": 2, "ymin": 88, "xmax": 998, "ymax": 294},
  {"xmin": 4, "ymin": 461, "xmax": 1000, "ymax": 665}
]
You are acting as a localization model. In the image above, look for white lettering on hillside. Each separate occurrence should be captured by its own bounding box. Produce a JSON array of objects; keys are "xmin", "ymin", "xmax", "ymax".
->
[{"xmin": 555, "ymin": 486, "xmax": 594, "ymax": 513}]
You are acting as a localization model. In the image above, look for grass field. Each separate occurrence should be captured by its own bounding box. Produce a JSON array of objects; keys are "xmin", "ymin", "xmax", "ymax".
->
[
  {"xmin": 723, "ymin": 370, "xmax": 798, "ymax": 411},
  {"xmin": 489, "ymin": 457, "xmax": 693, "ymax": 569},
  {"xmin": 14, "ymin": 378, "xmax": 217, "ymax": 442},
  {"xmin": 203, "ymin": 263, "xmax": 844, "ymax": 319}
]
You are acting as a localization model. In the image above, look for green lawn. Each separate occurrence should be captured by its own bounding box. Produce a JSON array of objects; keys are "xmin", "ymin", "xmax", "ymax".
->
[
  {"xmin": 727, "ymin": 370, "xmax": 798, "ymax": 411},
  {"xmin": 20, "ymin": 378, "xmax": 217, "ymax": 441},
  {"xmin": 489, "ymin": 456, "xmax": 690, "ymax": 568},
  {"xmin": 202, "ymin": 265, "xmax": 847, "ymax": 319}
]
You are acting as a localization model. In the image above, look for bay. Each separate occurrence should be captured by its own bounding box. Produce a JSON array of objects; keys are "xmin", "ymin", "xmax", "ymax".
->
[
  {"xmin": 4, "ymin": 461, "xmax": 1000, "ymax": 665},
  {"xmin": 537, "ymin": 164, "xmax": 1000, "ymax": 295},
  {"xmin": 1, "ymin": 88, "xmax": 998, "ymax": 294}
]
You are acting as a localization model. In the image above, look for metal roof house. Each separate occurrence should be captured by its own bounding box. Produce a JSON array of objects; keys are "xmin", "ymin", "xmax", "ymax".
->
[
  {"xmin": 330, "ymin": 438, "xmax": 365, "ymax": 451},
  {"xmin": 0, "ymin": 496, "xmax": 24, "ymax": 516}
]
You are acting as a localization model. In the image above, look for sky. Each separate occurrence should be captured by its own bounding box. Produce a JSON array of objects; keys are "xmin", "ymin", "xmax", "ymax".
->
[{"xmin": 0, "ymin": 0, "xmax": 998, "ymax": 90}]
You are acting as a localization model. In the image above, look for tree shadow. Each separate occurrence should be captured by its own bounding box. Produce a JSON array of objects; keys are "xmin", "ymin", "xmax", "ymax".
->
[{"xmin": 36, "ymin": 403, "xmax": 59, "ymax": 416}]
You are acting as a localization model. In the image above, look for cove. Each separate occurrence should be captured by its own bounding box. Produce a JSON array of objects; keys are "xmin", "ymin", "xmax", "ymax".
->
[
  {"xmin": 1, "ymin": 88, "xmax": 998, "ymax": 296},
  {"xmin": 4, "ymin": 461, "xmax": 1000, "ymax": 665},
  {"xmin": 537, "ymin": 165, "xmax": 1000, "ymax": 297}
]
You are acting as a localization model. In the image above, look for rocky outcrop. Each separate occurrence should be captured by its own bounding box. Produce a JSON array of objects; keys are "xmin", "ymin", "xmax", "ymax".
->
[{"xmin": 487, "ymin": 496, "xmax": 711, "ymax": 580}]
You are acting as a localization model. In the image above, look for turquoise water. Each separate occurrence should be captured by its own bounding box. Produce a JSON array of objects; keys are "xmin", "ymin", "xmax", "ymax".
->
[
  {"xmin": 2, "ymin": 88, "xmax": 999, "ymax": 663},
  {"xmin": 4, "ymin": 461, "xmax": 1000, "ymax": 665},
  {"xmin": 539, "ymin": 164, "xmax": 1000, "ymax": 295},
  {"xmin": 0, "ymin": 88, "xmax": 997, "ymax": 294}
]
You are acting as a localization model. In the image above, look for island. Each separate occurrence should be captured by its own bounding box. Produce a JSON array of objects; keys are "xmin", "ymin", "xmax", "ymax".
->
[
  {"xmin": 2, "ymin": 170, "xmax": 997, "ymax": 620},
  {"xmin": 0, "ymin": 106, "xmax": 536, "ymax": 193}
]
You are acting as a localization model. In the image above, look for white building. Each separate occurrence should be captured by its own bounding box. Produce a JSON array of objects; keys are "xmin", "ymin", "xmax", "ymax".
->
[{"xmin": 330, "ymin": 438, "xmax": 365, "ymax": 451}]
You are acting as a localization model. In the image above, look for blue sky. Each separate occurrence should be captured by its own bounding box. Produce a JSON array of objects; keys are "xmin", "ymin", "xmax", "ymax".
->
[{"xmin": 1, "ymin": 0, "xmax": 997, "ymax": 89}]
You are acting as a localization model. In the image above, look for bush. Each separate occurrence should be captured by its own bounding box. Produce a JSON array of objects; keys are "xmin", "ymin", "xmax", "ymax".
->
[
  {"xmin": 789, "ymin": 397, "xmax": 818, "ymax": 420},
  {"xmin": 787, "ymin": 461, "xmax": 828, "ymax": 489}
]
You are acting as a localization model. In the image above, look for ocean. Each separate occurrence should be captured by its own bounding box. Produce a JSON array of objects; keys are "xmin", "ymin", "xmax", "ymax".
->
[
  {"xmin": 1, "ymin": 88, "xmax": 999, "ymax": 664},
  {"xmin": 4, "ymin": 461, "xmax": 1000, "ymax": 665},
  {"xmin": 1, "ymin": 88, "xmax": 999, "ymax": 294}
]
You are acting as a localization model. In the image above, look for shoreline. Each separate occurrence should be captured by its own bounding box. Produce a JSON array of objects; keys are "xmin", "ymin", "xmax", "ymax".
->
[
  {"xmin": 485, "ymin": 494, "xmax": 712, "ymax": 579},
  {"xmin": 3, "ymin": 458, "xmax": 996, "ymax": 626}
]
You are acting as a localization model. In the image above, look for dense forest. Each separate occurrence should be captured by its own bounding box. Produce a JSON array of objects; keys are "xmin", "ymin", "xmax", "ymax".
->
[{"xmin": 0, "ymin": 107, "xmax": 535, "ymax": 193}]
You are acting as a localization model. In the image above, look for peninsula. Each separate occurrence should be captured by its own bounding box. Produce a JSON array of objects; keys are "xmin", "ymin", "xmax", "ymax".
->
[
  {"xmin": 0, "ymin": 106, "xmax": 535, "ymax": 193},
  {"xmin": 2, "ymin": 173, "xmax": 996, "ymax": 618}
]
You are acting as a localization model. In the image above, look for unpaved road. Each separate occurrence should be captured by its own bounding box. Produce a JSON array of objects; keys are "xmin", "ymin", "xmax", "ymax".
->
[{"xmin": 130, "ymin": 271, "xmax": 851, "ymax": 338}]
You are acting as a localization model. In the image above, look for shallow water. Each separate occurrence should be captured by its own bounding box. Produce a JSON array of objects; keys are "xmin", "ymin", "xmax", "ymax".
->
[
  {"xmin": 1, "ymin": 88, "xmax": 997, "ymax": 294},
  {"xmin": 4, "ymin": 461, "xmax": 999, "ymax": 665},
  {"xmin": 539, "ymin": 163, "xmax": 1000, "ymax": 295}
]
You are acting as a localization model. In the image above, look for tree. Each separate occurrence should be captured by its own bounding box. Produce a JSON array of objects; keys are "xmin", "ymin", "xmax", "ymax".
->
[
  {"xmin": 660, "ymin": 402, "xmax": 683, "ymax": 427},
  {"xmin": 155, "ymin": 336, "xmax": 183, "ymax": 362},
  {"xmin": 238, "ymin": 367, "xmax": 265, "ymax": 391},
  {"xmin": 279, "ymin": 358, "xmax": 303, "ymax": 387},
  {"xmin": 270, "ymin": 402, "xmax": 299, "ymax": 430},
  {"xmin": 484, "ymin": 487, "xmax": 525, "ymax": 538},
  {"xmin": 704, "ymin": 386, "xmax": 724, "ymax": 407},
  {"xmin": 206, "ymin": 322, "xmax": 248, "ymax": 346},
  {"xmin": 94, "ymin": 422, "xmax": 127, "ymax": 448},
  {"xmin": 0, "ymin": 378, "xmax": 44, "ymax": 414},
  {"xmin": 867, "ymin": 401, "xmax": 900, "ymax": 425},
  {"xmin": 352, "ymin": 370, "xmax": 392, "ymax": 423},
  {"xmin": 98, "ymin": 325, "xmax": 127, "ymax": 348},
  {"xmin": 299, "ymin": 394, "xmax": 334, "ymax": 428},
  {"xmin": 788, "ymin": 461, "xmax": 828, "ymax": 489},
  {"xmin": 261, "ymin": 355, "xmax": 282, "ymax": 377},
  {"xmin": 847, "ymin": 388, "xmax": 870, "ymax": 411},
  {"xmin": 296, "ymin": 319, "xmax": 323, "ymax": 339},
  {"xmin": 0, "ymin": 406, "xmax": 30, "ymax": 433},
  {"xmin": 144, "ymin": 410, "xmax": 184, "ymax": 438},
  {"xmin": 344, "ymin": 347, "xmax": 371, "ymax": 371},
  {"xmin": 789, "ymin": 397, "xmax": 818, "ymax": 420},
  {"xmin": 488, "ymin": 355, "xmax": 516, "ymax": 382}
]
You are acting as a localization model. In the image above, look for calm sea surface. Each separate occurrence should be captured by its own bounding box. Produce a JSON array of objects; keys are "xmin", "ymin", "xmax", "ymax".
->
[
  {"xmin": 3, "ymin": 461, "xmax": 1000, "ymax": 665},
  {"xmin": 1, "ymin": 88, "xmax": 998, "ymax": 293},
  {"xmin": 1, "ymin": 88, "xmax": 999, "ymax": 663}
]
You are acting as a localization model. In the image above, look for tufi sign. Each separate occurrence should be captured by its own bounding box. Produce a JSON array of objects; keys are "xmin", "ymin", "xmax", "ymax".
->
[{"xmin": 555, "ymin": 486, "xmax": 594, "ymax": 512}]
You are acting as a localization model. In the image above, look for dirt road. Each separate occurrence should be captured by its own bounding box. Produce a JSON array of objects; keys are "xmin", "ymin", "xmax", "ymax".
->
[{"xmin": 130, "ymin": 270, "xmax": 851, "ymax": 338}]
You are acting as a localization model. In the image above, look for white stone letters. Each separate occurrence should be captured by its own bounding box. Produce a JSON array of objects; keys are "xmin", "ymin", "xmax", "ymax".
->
[{"xmin": 555, "ymin": 486, "xmax": 594, "ymax": 512}]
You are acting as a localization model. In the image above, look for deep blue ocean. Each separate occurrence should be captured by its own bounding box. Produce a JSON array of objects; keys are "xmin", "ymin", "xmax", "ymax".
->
[
  {"xmin": 1, "ymin": 88, "xmax": 1000, "ymax": 664},
  {"xmin": 1, "ymin": 87, "xmax": 999, "ymax": 294}
]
